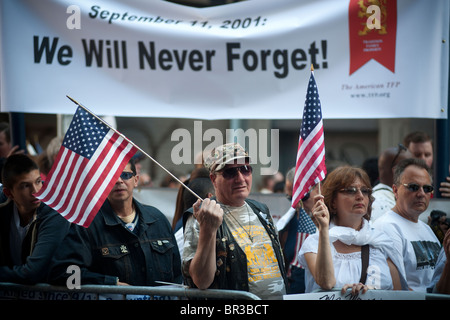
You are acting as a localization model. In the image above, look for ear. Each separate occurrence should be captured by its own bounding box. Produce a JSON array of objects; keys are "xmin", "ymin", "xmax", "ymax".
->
[
  {"xmin": 392, "ymin": 184, "xmax": 398, "ymax": 200},
  {"xmin": 133, "ymin": 174, "xmax": 140, "ymax": 188},
  {"xmin": 331, "ymin": 198, "xmax": 337, "ymax": 213},
  {"xmin": 3, "ymin": 187, "xmax": 13, "ymax": 200}
]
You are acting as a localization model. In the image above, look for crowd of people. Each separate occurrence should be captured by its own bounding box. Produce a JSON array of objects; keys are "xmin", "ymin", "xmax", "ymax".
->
[{"xmin": 0, "ymin": 122, "xmax": 449, "ymax": 299}]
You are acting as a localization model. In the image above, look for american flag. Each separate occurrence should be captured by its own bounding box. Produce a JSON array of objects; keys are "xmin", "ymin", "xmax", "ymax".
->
[
  {"xmin": 34, "ymin": 107, "xmax": 137, "ymax": 227},
  {"xmin": 291, "ymin": 71, "xmax": 326, "ymax": 209},
  {"xmin": 289, "ymin": 207, "xmax": 316, "ymax": 271}
]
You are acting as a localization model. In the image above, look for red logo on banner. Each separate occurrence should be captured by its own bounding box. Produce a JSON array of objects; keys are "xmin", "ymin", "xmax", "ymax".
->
[{"xmin": 348, "ymin": 0, "xmax": 397, "ymax": 75}]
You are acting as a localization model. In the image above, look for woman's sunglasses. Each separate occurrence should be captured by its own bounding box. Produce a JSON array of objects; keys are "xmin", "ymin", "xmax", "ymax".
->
[{"xmin": 339, "ymin": 187, "xmax": 372, "ymax": 196}]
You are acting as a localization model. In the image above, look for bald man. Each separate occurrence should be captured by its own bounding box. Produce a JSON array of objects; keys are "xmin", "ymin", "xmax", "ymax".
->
[{"xmin": 371, "ymin": 145, "xmax": 413, "ymax": 221}]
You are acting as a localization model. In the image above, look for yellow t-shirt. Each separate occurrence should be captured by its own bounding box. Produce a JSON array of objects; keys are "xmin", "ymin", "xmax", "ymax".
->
[{"xmin": 222, "ymin": 203, "xmax": 286, "ymax": 299}]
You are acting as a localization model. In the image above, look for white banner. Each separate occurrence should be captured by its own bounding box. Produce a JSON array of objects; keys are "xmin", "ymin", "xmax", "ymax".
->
[{"xmin": 1, "ymin": 0, "xmax": 448, "ymax": 119}]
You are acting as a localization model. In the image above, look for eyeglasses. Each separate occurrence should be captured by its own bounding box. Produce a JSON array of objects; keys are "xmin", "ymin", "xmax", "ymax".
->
[
  {"xmin": 391, "ymin": 143, "xmax": 408, "ymax": 169},
  {"xmin": 120, "ymin": 171, "xmax": 135, "ymax": 180},
  {"xmin": 301, "ymin": 192, "xmax": 311, "ymax": 202},
  {"xmin": 217, "ymin": 165, "xmax": 253, "ymax": 179},
  {"xmin": 339, "ymin": 187, "xmax": 372, "ymax": 197},
  {"xmin": 287, "ymin": 192, "xmax": 310, "ymax": 202},
  {"xmin": 402, "ymin": 183, "xmax": 434, "ymax": 194}
]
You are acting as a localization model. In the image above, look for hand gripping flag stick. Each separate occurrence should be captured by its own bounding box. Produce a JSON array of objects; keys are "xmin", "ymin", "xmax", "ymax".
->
[{"xmin": 66, "ymin": 95, "xmax": 203, "ymax": 203}]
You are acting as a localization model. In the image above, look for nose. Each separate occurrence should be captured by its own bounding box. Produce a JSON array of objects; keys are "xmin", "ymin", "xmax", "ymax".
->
[
  {"xmin": 116, "ymin": 176, "xmax": 125, "ymax": 184},
  {"xmin": 234, "ymin": 170, "xmax": 246, "ymax": 182},
  {"xmin": 355, "ymin": 189, "xmax": 364, "ymax": 199},
  {"xmin": 416, "ymin": 186, "xmax": 427, "ymax": 197}
]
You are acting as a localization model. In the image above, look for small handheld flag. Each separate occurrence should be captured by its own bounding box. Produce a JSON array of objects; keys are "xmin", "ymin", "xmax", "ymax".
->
[
  {"xmin": 34, "ymin": 106, "xmax": 138, "ymax": 227},
  {"xmin": 35, "ymin": 96, "xmax": 204, "ymax": 227},
  {"xmin": 291, "ymin": 67, "xmax": 327, "ymax": 209}
]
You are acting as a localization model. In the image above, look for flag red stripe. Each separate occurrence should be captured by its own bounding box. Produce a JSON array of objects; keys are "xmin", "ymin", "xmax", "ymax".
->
[
  {"xmin": 34, "ymin": 107, "xmax": 138, "ymax": 227},
  {"xmin": 81, "ymin": 147, "xmax": 136, "ymax": 227},
  {"xmin": 71, "ymin": 133, "xmax": 128, "ymax": 224},
  {"xmin": 35, "ymin": 147, "xmax": 71, "ymax": 201},
  {"xmin": 43, "ymin": 152, "xmax": 84, "ymax": 210},
  {"xmin": 292, "ymin": 127, "xmax": 324, "ymax": 197},
  {"xmin": 62, "ymin": 131, "xmax": 121, "ymax": 222},
  {"xmin": 52, "ymin": 155, "xmax": 87, "ymax": 214},
  {"xmin": 291, "ymin": 71, "xmax": 326, "ymax": 210}
]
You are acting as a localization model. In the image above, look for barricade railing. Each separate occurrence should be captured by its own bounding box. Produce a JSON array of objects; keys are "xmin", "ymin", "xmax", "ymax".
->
[
  {"xmin": 0, "ymin": 282, "xmax": 261, "ymax": 300},
  {"xmin": 1, "ymin": 282, "xmax": 449, "ymax": 300}
]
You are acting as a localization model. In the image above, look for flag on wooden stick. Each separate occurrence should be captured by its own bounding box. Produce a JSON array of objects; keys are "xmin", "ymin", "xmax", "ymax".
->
[
  {"xmin": 291, "ymin": 69, "xmax": 327, "ymax": 209},
  {"xmin": 34, "ymin": 106, "xmax": 137, "ymax": 227}
]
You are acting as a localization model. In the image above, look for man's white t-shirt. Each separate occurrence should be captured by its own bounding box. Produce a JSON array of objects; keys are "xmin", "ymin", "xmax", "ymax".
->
[
  {"xmin": 370, "ymin": 183, "xmax": 396, "ymax": 221},
  {"xmin": 373, "ymin": 210, "xmax": 441, "ymax": 292}
]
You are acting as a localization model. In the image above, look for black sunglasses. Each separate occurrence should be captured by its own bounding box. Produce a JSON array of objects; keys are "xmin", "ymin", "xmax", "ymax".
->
[
  {"xmin": 120, "ymin": 171, "xmax": 135, "ymax": 180},
  {"xmin": 402, "ymin": 183, "xmax": 434, "ymax": 194},
  {"xmin": 391, "ymin": 143, "xmax": 408, "ymax": 169},
  {"xmin": 287, "ymin": 191, "xmax": 310, "ymax": 202},
  {"xmin": 339, "ymin": 187, "xmax": 372, "ymax": 196},
  {"xmin": 217, "ymin": 165, "xmax": 252, "ymax": 179}
]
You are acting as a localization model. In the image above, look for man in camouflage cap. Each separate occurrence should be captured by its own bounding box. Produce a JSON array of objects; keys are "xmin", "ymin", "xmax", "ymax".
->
[
  {"xmin": 182, "ymin": 143, "xmax": 287, "ymax": 299},
  {"xmin": 204, "ymin": 142, "xmax": 250, "ymax": 172}
]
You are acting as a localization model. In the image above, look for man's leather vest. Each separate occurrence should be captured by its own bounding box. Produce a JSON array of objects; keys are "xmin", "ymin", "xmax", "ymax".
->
[{"xmin": 183, "ymin": 198, "xmax": 287, "ymax": 292}]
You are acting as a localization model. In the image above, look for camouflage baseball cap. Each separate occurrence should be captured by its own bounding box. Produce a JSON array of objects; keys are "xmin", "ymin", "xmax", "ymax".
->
[{"xmin": 204, "ymin": 143, "xmax": 250, "ymax": 172}]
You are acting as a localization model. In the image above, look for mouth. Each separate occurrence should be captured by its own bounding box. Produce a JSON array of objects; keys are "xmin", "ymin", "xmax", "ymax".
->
[
  {"xmin": 413, "ymin": 201, "xmax": 426, "ymax": 207},
  {"xmin": 353, "ymin": 203, "xmax": 365, "ymax": 209}
]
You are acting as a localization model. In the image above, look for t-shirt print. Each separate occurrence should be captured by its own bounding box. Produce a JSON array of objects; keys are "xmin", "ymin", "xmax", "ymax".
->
[{"xmin": 411, "ymin": 240, "xmax": 441, "ymax": 270}]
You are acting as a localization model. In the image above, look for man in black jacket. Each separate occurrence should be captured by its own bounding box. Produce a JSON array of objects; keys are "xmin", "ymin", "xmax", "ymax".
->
[
  {"xmin": 49, "ymin": 159, "xmax": 181, "ymax": 286},
  {"xmin": 0, "ymin": 154, "xmax": 70, "ymax": 284},
  {"xmin": 182, "ymin": 143, "xmax": 287, "ymax": 299}
]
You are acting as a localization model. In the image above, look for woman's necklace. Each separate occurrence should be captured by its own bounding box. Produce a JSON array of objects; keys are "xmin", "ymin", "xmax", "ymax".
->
[{"xmin": 223, "ymin": 204, "xmax": 254, "ymax": 242}]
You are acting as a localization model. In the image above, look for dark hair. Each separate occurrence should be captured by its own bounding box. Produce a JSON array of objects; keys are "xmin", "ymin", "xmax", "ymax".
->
[
  {"xmin": 393, "ymin": 158, "xmax": 432, "ymax": 186},
  {"xmin": 2, "ymin": 154, "xmax": 39, "ymax": 189},
  {"xmin": 403, "ymin": 131, "xmax": 432, "ymax": 148},
  {"xmin": 430, "ymin": 210, "xmax": 447, "ymax": 225},
  {"xmin": 128, "ymin": 158, "xmax": 137, "ymax": 175},
  {"xmin": 0, "ymin": 122, "xmax": 11, "ymax": 143},
  {"xmin": 182, "ymin": 177, "xmax": 215, "ymax": 212},
  {"xmin": 322, "ymin": 166, "xmax": 374, "ymax": 221}
]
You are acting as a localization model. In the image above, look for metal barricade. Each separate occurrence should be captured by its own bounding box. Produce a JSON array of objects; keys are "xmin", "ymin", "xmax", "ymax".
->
[{"xmin": 0, "ymin": 282, "xmax": 261, "ymax": 300}]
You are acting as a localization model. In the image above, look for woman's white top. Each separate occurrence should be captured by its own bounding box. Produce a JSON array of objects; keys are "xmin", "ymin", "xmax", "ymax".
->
[{"xmin": 298, "ymin": 220, "xmax": 406, "ymax": 293}]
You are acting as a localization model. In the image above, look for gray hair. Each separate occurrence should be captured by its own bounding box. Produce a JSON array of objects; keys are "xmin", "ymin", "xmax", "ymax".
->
[
  {"xmin": 393, "ymin": 158, "xmax": 432, "ymax": 186},
  {"xmin": 286, "ymin": 167, "xmax": 296, "ymax": 183}
]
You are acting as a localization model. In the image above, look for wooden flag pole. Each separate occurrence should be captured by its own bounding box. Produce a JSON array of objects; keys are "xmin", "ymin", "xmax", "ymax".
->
[{"xmin": 66, "ymin": 95, "xmax": 204, "ymax": 202}]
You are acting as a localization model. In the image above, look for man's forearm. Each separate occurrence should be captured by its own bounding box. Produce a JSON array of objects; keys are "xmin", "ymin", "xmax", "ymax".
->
[{"xmin": 189, "ymin": 228, "xmax": 217, "ymax": 289}]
